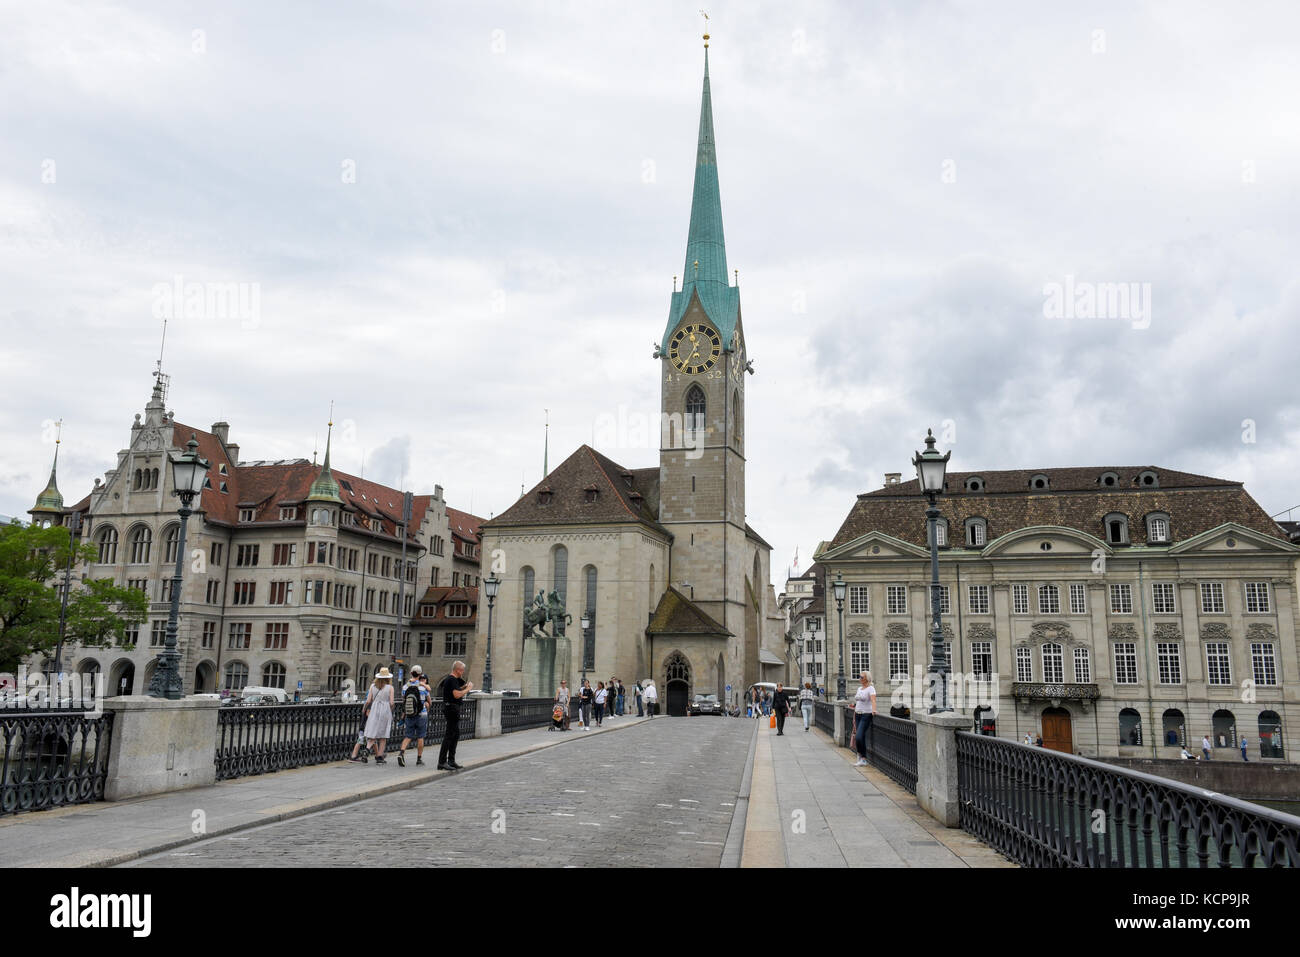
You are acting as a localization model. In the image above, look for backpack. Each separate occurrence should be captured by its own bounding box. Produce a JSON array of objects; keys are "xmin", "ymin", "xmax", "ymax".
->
[{"xmin": 402, "ymin": 683, "xmax": 422, "ymax": 717}]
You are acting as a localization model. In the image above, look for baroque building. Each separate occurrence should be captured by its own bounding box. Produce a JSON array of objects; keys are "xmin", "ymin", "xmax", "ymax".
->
[
  {"xmin": 475, "ymin": 38, "xmax": 788, "ymax": 713},
  {"xmin": 25, "ymin": 377, "xmax": 484, "ymax": 697},
  {"xmin": 815, "ymin": 465, "xmax": 1300, "ymax": 760}
]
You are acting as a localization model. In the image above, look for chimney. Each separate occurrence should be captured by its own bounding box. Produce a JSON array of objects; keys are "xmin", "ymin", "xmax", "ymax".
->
[
  {"xmin": 885, "ymin": 473, "xmax": 901, "ymax": 486},
  {"xmin": 434, "ymin": 484, "xmax": 444, "ymax": 501},
  {"xmin": 211, "ymin": 422, "xmax": 230, "ymax": 444},
  {"xmin": 226, "ymin": 444, "xmax": 239, "ymax": 466}
]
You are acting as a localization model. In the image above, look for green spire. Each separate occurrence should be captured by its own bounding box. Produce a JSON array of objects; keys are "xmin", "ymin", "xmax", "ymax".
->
[
  {"xmin": 307, "ymin": 416, "xmax": 342, "ymax": 504},
  {"xmin": 662, "ymin": 41, "xmax": 740, "ymax": 352},
  {"xmin": 31, "ymin": 436, "xmax": 64, "ymax": 517}
]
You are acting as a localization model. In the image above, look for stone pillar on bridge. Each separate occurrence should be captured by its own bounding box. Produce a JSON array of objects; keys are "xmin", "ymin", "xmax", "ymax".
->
[
  {"xmin": 913, "ymin": 711, "xmax": 972, "ymax": 827},
  {"xmin": 102, "ymin": 696, "xmax": 221, "ymax": 801},
  {"xmin": 473, "ymin": 693, "xmax": 503, "ymax": 738}
]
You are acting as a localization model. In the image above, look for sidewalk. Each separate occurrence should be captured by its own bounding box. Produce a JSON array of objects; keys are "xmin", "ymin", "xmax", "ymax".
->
[
  {"xmin": 741, "ymin": 717, "xmax": 1015, "ymax": 867},
  {"xmin": 0, "ymin": 713, "xmax": 648, "ymax": 868}
]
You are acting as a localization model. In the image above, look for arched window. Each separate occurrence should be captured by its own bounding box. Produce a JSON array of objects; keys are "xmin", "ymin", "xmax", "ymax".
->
[
  {"xmin": 1098, "ymin": 471, "xmax": 1120, "ymax": 488},
  {"xmin": 1259, "ymin": 710, "xmax": 1284, "ymax": 758},
  {"xmin": 753, "ymin": 552, "xmax": 761, "ymax": 593},
  {"xmin": 551, "ymin": 546, "xmax": 568, "ymax": 636},
  {"xmin": 1145, "ymin": 512, "xmax": 1171, "ymax": 543},
  {"xmin": 262, "ymin": 662, "xmax": 286, "ymax": 689},
  {"xmin": 965, "ymin": 518, "xmax": 987, "ymax": 547},
  {"xmin": 685, "ymin": 385, "xmax": 706, "ymax": 432},
  {"xmin": 583, "ymin": 564, "xmax": 597, "ymax": 671},
  {"xmin": 1136, "ymin": 470, "xmax": 1159, "ymax": 488},
  {"xmin": 128, "ymin": 525, "xmax": 152, "ymax": 564},
  {"xmin": 1162, "ymin": 709, "xmax": 1186, "ymax": 747},
  {"xmin": 133, "ymin": 469, "xmax": 142, "ymax": 491},
  {"xmin": 327, "ymin": 663, "xmax": 348, "ymax": 693},
  {"xmin": 965, "ymin": 476, "xmax": 985, "ymax": 492},
  {"xmin": 648, "ymin": 564, "xmax": 656, "ymax": 613},
  {"xmin": 1212, "ymin": 709, "xmax": 1236, "ymax": 749},
  {"xmin": 312, "ymin": 508, "xmax": 332, "ymax": 526},
  {"xmin": 933, "ymin": 518, "xmax": 949, "ymax": 547},
  {"xmin": 359, "ymin": 664, "xmax": 370, "ymax": 688},
  {"xmin": 520, "ymin": 566, "xmax": 535, "ymax": 641},
  {"xmin": 665, "ymin": 650, "xmax": 690, "ymax": 684},
  {"xmin": 1118, "ymin": 708, "xmax": 1143, "ymax": 746},
  {"xmin": 223, "ymin": 660, "xmax": 249, "ymax": 691},
  {"xmin": 163, "ymin": 524, "xmax": 180, "ymax": 564},
  {"xmin": 731, "ymin": 391, "xmax": 742, "ymax": 450},
  {"xmin": 152, "ymin": 468, "xmax": 160, "ymax": 490},
  {"xmin": 96, "ymin": 526, "xmax": 118, "ymax": 564},
  {"xmin": 1029, "ymin": 473, "xmax": 1050, "ymax": 490},
  {"xmin": 1104, "ymin": 513, "xmax": 1130, "ymax": 545}
]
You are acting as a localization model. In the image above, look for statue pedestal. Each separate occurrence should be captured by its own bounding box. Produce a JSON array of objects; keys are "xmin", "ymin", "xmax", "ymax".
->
[{"xmin": 523, "ymin": 635, "xmax": 572, "ymax": 698}]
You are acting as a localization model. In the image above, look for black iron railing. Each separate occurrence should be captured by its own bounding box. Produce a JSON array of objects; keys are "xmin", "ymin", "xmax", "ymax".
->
[
  {"xmin": 502, "ymin": 697, "xmax": 558, "ymax": 733},
  {"xmin": 863, "ymin": 713, "xmax": 918, "ymax": 794},
  {"xmin": 814, "ymin": 700, "xmax": 835, "ymax": 736},
  {"xmin": 1, "ymin": 712, "xmax": 115, "ymax": 815},
  {"xmin": 215, "ymin": 701, "xmax": 477, "ymax": 781},
  {"xmin": 956, "ymin": 731, "xmax": 1300, "ymax": 867}
]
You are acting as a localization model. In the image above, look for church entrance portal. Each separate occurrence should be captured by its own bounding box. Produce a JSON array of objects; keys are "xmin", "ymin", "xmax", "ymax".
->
[{"xmin": 664, "ymin": 651, "xmax": 691, "ymax": 717}]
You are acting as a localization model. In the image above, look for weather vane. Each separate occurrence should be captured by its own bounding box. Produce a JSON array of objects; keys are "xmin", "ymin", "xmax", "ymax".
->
[{"xmin": 700, "ymin": 9, "xmax": 710, "ymax": 46}]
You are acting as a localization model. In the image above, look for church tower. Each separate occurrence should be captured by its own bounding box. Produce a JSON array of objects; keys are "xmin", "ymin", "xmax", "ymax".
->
[{"xmin": 658, "ymin": 35, "xmax": 750, "ymax": 639}]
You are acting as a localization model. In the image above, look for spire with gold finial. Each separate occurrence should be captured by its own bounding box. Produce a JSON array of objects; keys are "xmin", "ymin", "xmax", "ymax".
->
[
  {"xmin": 307, "ymin": 405, "xmax": 343, "ymax": 503},
  {"xmin": 30, "ymin": 420, "xmax": 65, "ymax": 525}
]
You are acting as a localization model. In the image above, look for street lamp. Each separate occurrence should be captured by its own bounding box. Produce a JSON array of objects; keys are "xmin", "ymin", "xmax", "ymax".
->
[
  {"xmin": 912, "ymin": 428, "xmax": 951, "ymax": 713},
  {"xmin": 832, "ymin": 571, "xmax": 847, "ymax": 700},
  {"xmin": 580, "ymin": 611, "xmax": 591, "ymax": 687},
  {"xmin": 482, "ymin": 574, "xmax": 500, "ymax": 693},
  {"xmin": 53, "ymin": 510, "xmax": 83, "ymax": 690},
  {"xmin": 148, "ymin": 435, "xmax": 209, "ymax": 700}
]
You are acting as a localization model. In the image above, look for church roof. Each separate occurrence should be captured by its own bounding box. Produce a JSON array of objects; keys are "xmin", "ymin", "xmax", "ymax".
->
[
  {"xmin": 484, "ymin": 445, "xmax": 666, "ymax": 532},
  {"xmin": 662, "ymin": 46, "xmax": 740, "ymax": 352},
  {"xmin": 646, "ymin": 586, "xmax": 732, "ymax": 637}
]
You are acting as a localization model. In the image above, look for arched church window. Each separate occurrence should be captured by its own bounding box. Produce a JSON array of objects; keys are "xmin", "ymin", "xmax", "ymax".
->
[
  {"xmin": 732, "ymin": 391, "xmax": 742, "ymax": 450},
  {"xmin": 665, "ymin": 651, "xmax": 690, "ymax": 684},
  {"xmin": 685, "ymin": 386, "xmax": 706, "ymax": 432},
  {"xmin": 551, "ymin": 546, "xmax": 567, "ymax": 635}
]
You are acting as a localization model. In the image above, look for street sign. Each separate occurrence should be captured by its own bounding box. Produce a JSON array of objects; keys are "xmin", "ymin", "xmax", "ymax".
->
[
  {"xmin": 297, "ymin": 680, "xmax": 303, "ymax": 690},
  {"xmin": 397, "ymin": 667, "xmax": 404, "ymax": 685},
  {"xmin": 725, "ymin": 684, "xmax": 731, "ymax": 692}
]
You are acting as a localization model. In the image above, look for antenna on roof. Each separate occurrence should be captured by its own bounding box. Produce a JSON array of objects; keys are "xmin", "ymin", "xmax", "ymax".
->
[
  {"xmin": 543, "ymin": 409, "xmax": 550, "ymax": 478},
  {"xmin": 153, "ymin": 318, "xmax": 171, "ymax": 402},
  {"xmin": 313, "ymin": 433, "xmax": 318, "ymax": 466}
]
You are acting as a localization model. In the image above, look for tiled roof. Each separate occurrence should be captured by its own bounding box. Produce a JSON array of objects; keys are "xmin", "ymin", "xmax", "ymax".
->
[
  {"xmin": 447, "ymin": 507, "xmax": 484, "ymax": 544},
  {"xmin": 745, "ymin": 523, "xmax": 772, "ymax": 550},
  {"xmin": 485, "ymin": 445, "xmax": 665, "ymax": 532},
  {"xmin": 835, "ymin": 466, "xmax": 1285, "ymax": 548},
  {"xmin": 646, "ymin": 587, "xmax": 732, "ymax": 637}
]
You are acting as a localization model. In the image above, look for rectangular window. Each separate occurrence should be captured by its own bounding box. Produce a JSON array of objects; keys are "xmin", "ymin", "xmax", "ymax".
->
[
  {"xmin": 127, "ymin": 578, "xmax": 148, "ymax": 594},
  {"xmin": 272, "ymin": 543, "xmax": 296, "ymax": 566},
  {"xmin": 445, "ymin": 632, "xmax": 467, "ymax": 657},
  {"xmin": 362, "ymin": 627, "xmax": 373, "ymax": 654},
  {"xmin": 235, "ymin": 544, "xmax": 259, "ymax": 567},
  {"xmin": 329, "ymin": 625, "xmax": 353, "ymax": 653},
  {"xmin": 971, "ymin": 641, "xmax": 992, "ymax": 678},
  {"xmin": 238, "ymin": 508, "xmax": 255, "ymax": 523},
  {"xmin": 1012, "ymin": 584, "xmax": 1029, "ymax": 615},
  {"xmin": 968, "ymin": 522, "xmax": 986, "ymax": 546},
  {"xmin": 1113, "ymin": 643, "xmax": 1138, "ymax": 684},
  {"xmin": 850, "ymin": 641, "xmax": 870, "ymax": 676},
  {"xmin": 1205, "ymin": 643, "xmax": 1231, "ymax": 686},
  {"xmin": 934, "ymin": 584, "xmax": 951, "ymax": 615},
  {"xmin": 1038, "ymin": 584, "xmax": 1060, "ymax": 615},
  {"xmin": 419, "ymin": 633, "xmax": 433, "ymax": 656},
  {"xmin": 1251, "ymin": 643, "xmax": 1277, "ymax": 686},
  {"xmin": 848, "ymin": 585, "xmax": 869, "ymax": 615},
  {"xmin": 231, "ymin": 581, "xmax": 256, "ymax": 605},
  {"xmin": 304, "ymin": 580, "xmax": 324, "ymax": 605},
  {"xmin": 265, "ymin": 622, "xmax": 289, "ymax": 650},
  {"xmin": 888, "ymin": 642, "xmax": 909, "ymax": 682},
  {"xmin": 201, "ymin": 621, "xmax": 216, "ymax": 649},
  {"xmin": 209, "ymin": 542, "xmax": 223, "ymax": 566},
  {"xmin": 228, "ymin": 622, "xmax": 251, "ymax": 650},
  {"xmin": 268, "ymin": 581, "xmax": 293, "ymax": 605},
  {"xmin": 886, "ymin": 585, "xmax": 907, "ymax": 615},
  {"xmin": 1109, "ymin": 583, "xmax": 1133, "ymax": 615},
  {"xmin": 1073, "ymin": 647, "xmax": 1091, "ymax": 683},
  {"xmin": 1151, "ymin": 582, "xmax": 1176, "ymax": 615},
  {"xmin": 1069, "ymin": 583, "xmax": 1087, "ymax": 615},
  {"xmin": 1015, "ymin": 647, "xmax": 1032, "ymax": 682},
  {"xmin": 934, "ymin": 523, "xmax": 947, "ymax": 547},
  {"xmin": 279, "ymin": 506, "xmax": 296, "ymax": 521},
  {"xmin": 1157, "ymin": 643, "xmax": 1182, "ymax": 684},
  {"xmin": 968, "ymin": 585, "xmax": 990, "ymax": 615},
  {"xmin": 1245, "ymin": 582, "xmax": 1270, "ymax": 614},
  {"xmin": 1200, "ymin": 582, "xmax": 1225, "ymax": 614},
  {"xmin": 1041, "ymin": 645, "xmax": 1064, "ymax": 683},
  {"xmin": 150, "ymin": 620, "xmax": 167, "ymax": 647}
]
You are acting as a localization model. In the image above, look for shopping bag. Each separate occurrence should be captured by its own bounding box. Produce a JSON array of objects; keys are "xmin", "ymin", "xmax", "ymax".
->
[{"xmin": 769, "ymin": 714, "xmax": 776, "ymax": 729}]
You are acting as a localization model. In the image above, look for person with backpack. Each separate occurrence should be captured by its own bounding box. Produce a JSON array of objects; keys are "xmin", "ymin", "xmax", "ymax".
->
[{"xmin": 396, "ymin": 665, "xmax": 430, "ymax": 766}]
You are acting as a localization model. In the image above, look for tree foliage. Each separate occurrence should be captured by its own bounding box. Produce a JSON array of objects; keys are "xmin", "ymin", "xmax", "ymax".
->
[{"xmin": 0, "ymin": 521, "xmax": 148, "ymax": 673}]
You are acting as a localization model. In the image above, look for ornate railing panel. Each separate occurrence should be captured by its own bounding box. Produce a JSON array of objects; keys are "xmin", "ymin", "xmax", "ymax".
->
[
  {"xmin": 814, "ymin": 700, "xmax": 835, "ymax": 736},
  {"xmin": 1010, "ymin": 682, "xmax": 1101, "ymax": 701},
  {"xmin": 956, "ymin": 731, "xmax": 1300, "ymax": 867},
  {"xmin": 1, "ymin": 712, "xmax": 115, "ymax": 815},
  {"xmin": 863, "ymin": 713, "xmax": 918, "ymax": 794},
  {"xmin": 502, "ymin": 697, "xmax": 557, "ymax": 733}
]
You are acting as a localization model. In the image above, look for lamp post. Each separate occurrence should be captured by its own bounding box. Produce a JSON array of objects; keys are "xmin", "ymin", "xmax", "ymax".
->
[
  {"xmin": 52, "ymin": 510, "xmax": 83, "ymax": 691},
  {"xmin": 912, "ymin": 428, "xmax": 951, "ymax": 713},
  {"xmin": 832, "ymin": 571, "xmax": 847, "ymax": 700},
  {"xmin": 148, "ymin": 435, "xmax": 209, "ymax": 700},
  {"xmin": 482, "ymin": 574, "xmax": 499, "ymax": 693},
  {"xmin": 580, "ymin": 611, "xmax": 591, "ymax": 687}
]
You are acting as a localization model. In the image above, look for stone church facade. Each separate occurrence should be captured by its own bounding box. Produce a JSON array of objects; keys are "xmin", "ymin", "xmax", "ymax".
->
[{"xmin": 476, "ymin": 43, "xmax": 788, "ymax": 714}]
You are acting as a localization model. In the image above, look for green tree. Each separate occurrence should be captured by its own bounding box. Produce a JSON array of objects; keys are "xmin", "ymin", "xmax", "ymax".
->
[{"xmin": 0, "ymin": 521, "xmax": 148, "ymax": 673}]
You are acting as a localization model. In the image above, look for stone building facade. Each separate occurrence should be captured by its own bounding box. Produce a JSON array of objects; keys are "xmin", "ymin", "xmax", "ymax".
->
[
  {"xmin": 814, "ymin": 465, "xmax": 1300, "ymax": 761},
  {"xmin": 26, "ymin": 377, "xmax": 484, "ymax": 697}
]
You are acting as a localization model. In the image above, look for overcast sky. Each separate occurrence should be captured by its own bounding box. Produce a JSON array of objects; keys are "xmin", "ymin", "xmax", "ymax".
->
[{"xmin": 3, "ymin": 1, "xmax": 1299, "ymax": 584}]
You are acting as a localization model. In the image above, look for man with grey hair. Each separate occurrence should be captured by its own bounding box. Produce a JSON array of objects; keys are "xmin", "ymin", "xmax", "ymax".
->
[{"xmin": 437, "ymin": 660, "xmax": 472, "ymax": 771}]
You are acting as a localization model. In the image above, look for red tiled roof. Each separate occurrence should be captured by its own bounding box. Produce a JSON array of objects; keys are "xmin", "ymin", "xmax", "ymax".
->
[{"xmin": 447, "ymin": 507, "xmax": 485, "ymax": 544}]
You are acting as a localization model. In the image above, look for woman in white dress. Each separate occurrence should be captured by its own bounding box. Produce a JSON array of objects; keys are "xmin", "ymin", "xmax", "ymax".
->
[{"xmin": 362, "ymin": 668, "xmax": 395, "ymax": 764}]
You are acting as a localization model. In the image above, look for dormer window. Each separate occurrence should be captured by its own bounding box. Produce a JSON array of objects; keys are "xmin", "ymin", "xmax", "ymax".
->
[
  {"xmin": 239, "ymin": 508, "xmax": 255, "ymax": 522},
  {"xmin": 538, "ymin": 488, "xmax": 553, "ymax": 506},
  {"xmin": 965, "ymin": 518, "xmax": 988, "ymax": 547},
  {"xmin": 1146, "ymin": 512, "xmax": 1170, "ymax": 543},
  {"xmin": 584, "ymin": 485, "xmax": 599, "ymax": 504},
  {"xmin": 219, "ymin": 481, "xmax": 229, "ymax": 493},
  {"xmin": 1136, "ymin": 470, "xmax": 1158, "ymax": 488},
  {"xmin": 279, "ymin": 506, "xmax": 297, "ymax": 521},
  {"xmin": 965, "ymin": 476, "xmax": 985, "ymax": 492},
  {"xmin": 933, "ymin": 518, "xmax": 949, "ymax": 547},
  {"xmin": 621, "ymin": 471, "xmax": 634, "ymax": 489},
  {"xmin": 1104, "ymin": 513, "xmax": 1130, "ymax": 545},
  {"xmin": 218, "ymin": 463, "xmax": 229, "ymax": 475},
  {"xmin": 1099, "ymin": 471, "xmax": 1119, "ymax": 487},
  {"xmin": 1029, "ymin": 473, "xmax": 1050, "ymax": 490}
]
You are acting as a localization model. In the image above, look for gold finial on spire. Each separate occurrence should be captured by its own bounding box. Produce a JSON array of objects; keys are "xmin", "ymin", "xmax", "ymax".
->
[
  {"xmin": 734, "ymin": 268, "xmax": 738, "ymax": 286},
  {"xmin": 700, "ymin": 9, "xmax": 710, "ymax": 47},
  {"xmin": 693, "ymin": 259, "xmax": 700, "ymax": 277},
  {"xmin": 673, "ymin": 275, "xmax": 677, "ymax": 291},
  {"xmin": 328, "ymin": 399, "xmax": 334, "ymax": 429},
  {"xmin": 55, "ymin": 418, "xmax": 62, "ymax": 446}
]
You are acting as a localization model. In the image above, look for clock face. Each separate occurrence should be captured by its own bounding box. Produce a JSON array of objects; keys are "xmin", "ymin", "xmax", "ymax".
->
[{"xmin": 668, "ymin": 323, "xmax": 722, "ymax": 374}]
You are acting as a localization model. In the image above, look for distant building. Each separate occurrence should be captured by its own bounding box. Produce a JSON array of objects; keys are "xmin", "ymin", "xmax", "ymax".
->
[
  {"xmin": 25, "ymin": 377, "xmax": 484, "ymax": 696},
  {"xmin": 816, "ymin": 465, "xmax": 1300, "ymax": 761},
  {"xmin": 780, "ymin": 563, "xmax": 827, "ymax": 691}
]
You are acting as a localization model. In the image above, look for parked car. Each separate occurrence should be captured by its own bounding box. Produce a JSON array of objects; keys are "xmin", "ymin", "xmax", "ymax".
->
[
  {"xmin": 689, "ymin": 693, "xmax": 723, "ymax": 716},
  {"xmin": 238, "ymin": 685, "xmax": 290, "ymax": 704}
]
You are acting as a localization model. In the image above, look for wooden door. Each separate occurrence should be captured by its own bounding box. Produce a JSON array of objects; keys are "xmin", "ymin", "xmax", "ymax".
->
[{"xmin": 1041, "ymin": 709, "xmax": 1073, "ymax": 753}]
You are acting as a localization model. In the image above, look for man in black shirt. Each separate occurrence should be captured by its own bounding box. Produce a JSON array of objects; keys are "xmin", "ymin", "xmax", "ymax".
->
[
  {"xmin": 438, "ymin": 660, "xmax": 472, "ymax": 770},
  {"xmin": 773, "ymin": 683, "xmax": 790, "ymax": 736}
]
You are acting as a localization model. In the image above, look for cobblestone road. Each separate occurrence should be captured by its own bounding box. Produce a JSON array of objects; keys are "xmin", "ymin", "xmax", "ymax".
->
[{"xmin": 127, "ymin": 717, "xmax": 753, "ymax": 868}]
